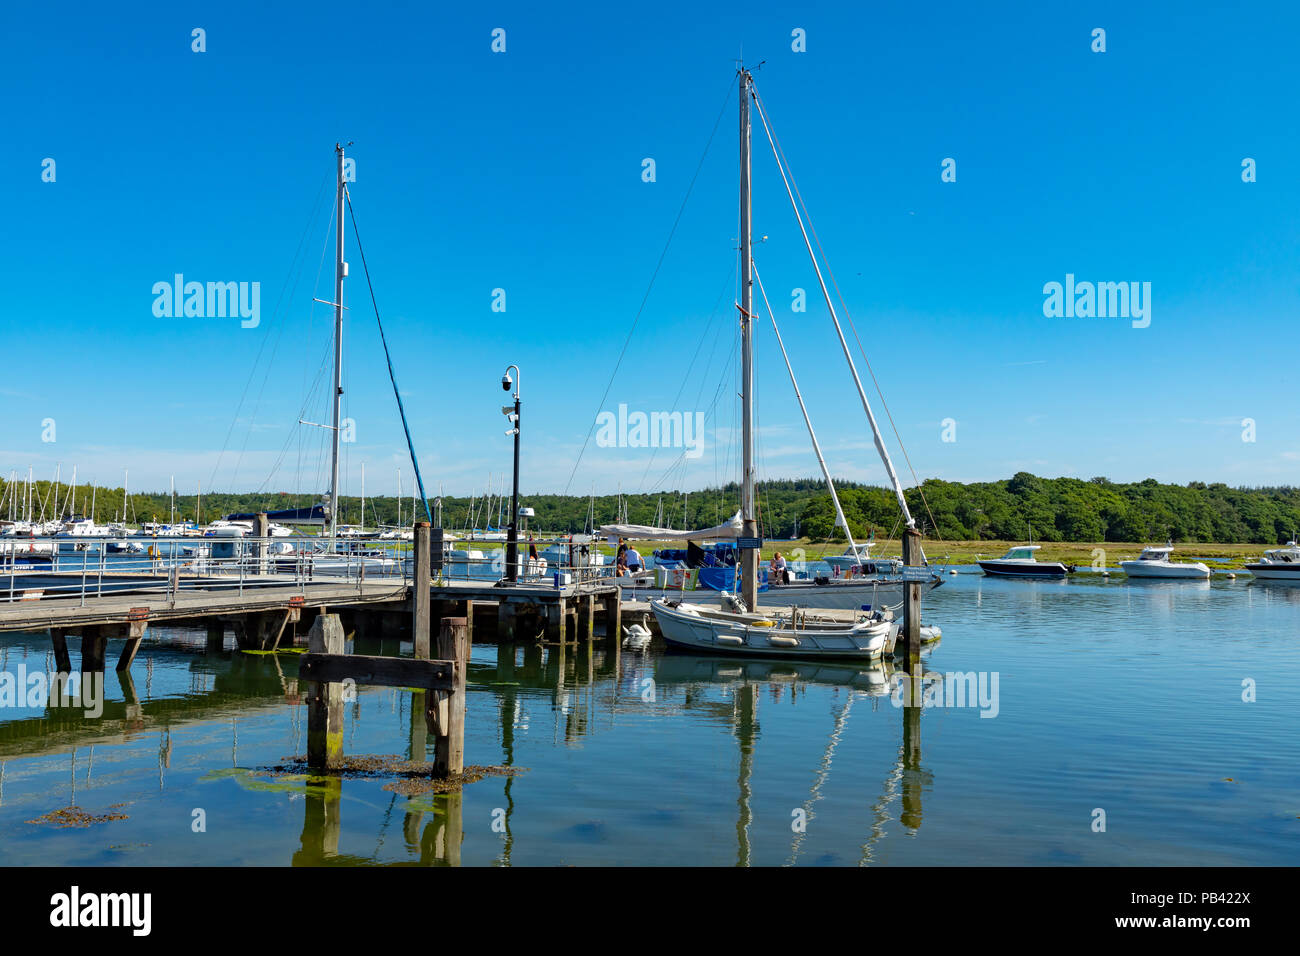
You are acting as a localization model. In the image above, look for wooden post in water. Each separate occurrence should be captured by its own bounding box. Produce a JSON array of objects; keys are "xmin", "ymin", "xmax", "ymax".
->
[
  {"xmin": 51, "ymin": 629, "xmax": 72, "ymax": 673},
  {"xmin": 413, "ymin": 522, "xmax": 431, "ymax": 659},
  {"xmin": 497, "ymin": 601, "xmax": 517, "ymax": 642},
  {"xmin": 206, "ymin": 621, "xmax": 224, "ymax": 654},
  {"xmin": 115, "ymin": 611, "xmax": 149, "ymax": 672},
  {"xmin": 306, "ymin": 614, "xmax": 346, "ymax": 770},
  {"xmin": 902, "ymin": 527, "xmax": 923, "ymax": 667},
  {"xmin": 434, "ymin": 616, "xmax": 468, "ymax": 776},
  {"xmin": 603, "ymin": 593, "xmax": 621, "ymax": 644},
  {"xmin": 80, "ymin": 626, "xmax": 106, "ymax": 673}
]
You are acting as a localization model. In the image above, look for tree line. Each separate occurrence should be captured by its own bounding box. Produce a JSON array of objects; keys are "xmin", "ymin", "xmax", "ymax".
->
[{"xmin": 2, "ymin": 473, "xmax": 1296, "ymax": 544}]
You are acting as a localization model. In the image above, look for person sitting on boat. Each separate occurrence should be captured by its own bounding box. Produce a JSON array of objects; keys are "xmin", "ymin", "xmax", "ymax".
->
[
  {"xmin": 769, "ymin": 551, "xmax": 788, "ymax": 585},
  {"xmin": 615, "ymin": 550, "xmax": 629, "ymax": 577},
  {"xmin": 626, "ymin": 545, "xmax": 643, "ymax": 572}
]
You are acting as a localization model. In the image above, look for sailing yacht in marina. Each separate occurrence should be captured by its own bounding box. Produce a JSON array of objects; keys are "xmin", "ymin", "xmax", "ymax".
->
[{"xmin": 648, "ymin": 68, "xmax": 942, "ymax": 658}]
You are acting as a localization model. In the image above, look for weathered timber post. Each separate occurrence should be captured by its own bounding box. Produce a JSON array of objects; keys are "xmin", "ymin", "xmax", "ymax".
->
[
  {"xmin": 410, "ymin": 690, "xmax": 428, "ymax": 762},
  {"xmin": 51, "ymin": 629, "xmax": 72, "ymax": 673},
  {"xmin": 577, "ymin": 593, "xmax": 595, "ymax": 644},
  {"xmin": 546, "ymin": 598, "xmax": 567, "ymax": 645},
  {"xmin": 80, "ymin": 626, "xmax": 107, "ymax": 673},
  {"xmin": 902, "ymin": 527, "xmax": 923, "ymax": 668},
  {"xmin": 254, "ymin": 512, "xmax": 269, "ymax": 575},
  {"xmin": 206, "ymin": 621, "xmax": 224, "ymax": 654},
  {"xmin": 603, "ymin": 592, "xmax": 621, "ymax": 644},
  {"xmin": 413, "ymin": 522, "xmax": 431, "ymax": 658},
  {"xmin": 434, "ymin": 616, "xmax": 469, "ymax": 776},
  {"xmin": 115, "ymin": 608, "xmax": 150, "ymax": 671},
  {"xmin": 306, "ymin": 614, "xmax": 346, "ymax": 770},
  {"xmin": 497, "ymin": 601, "xmax": 517, "ymax": 642}
]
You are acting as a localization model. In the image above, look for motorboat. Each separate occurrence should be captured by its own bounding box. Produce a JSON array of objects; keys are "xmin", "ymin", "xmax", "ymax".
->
[
  {"xmin": 978, "ymin": 545, "xmax": 1072, "ymax": 578},
  {"xmin": 1120, "ymin": 543, "xmax": 1210, "ymax": 579},
  {"xmin": 1245, "ymin": 541, "xmax": 1300, "ymax": 581},
  {"xmin": 821, "ymin": 541, "xmax": 901, "ymax": 574}
]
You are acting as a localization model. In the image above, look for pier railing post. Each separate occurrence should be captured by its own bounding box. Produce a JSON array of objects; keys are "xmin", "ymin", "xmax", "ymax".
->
[
  {"xmin": 413, "ymin": 522, "xmax": 431, "ymax": 659},
  {"xmin": 433, "ymin": 615, "xmax": 468, "ymax": 777},
  {"xmin": 902, "ymin": 528, "xmax": 922, "ymax": 667}
]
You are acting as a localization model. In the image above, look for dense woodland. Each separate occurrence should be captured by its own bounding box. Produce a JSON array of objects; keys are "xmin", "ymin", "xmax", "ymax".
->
[{"xmin": 3, "ymin": 473, "xmax": 1298, "ymax": 544}]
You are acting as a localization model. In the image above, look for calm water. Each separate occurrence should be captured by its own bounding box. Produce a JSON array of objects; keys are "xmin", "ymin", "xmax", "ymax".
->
[{"xmin": 1, "ymin": 571, "xmax": 1297, "ymax": 866}]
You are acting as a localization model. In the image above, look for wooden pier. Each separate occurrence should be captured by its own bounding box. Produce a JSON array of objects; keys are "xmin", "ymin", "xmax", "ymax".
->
[{"xmin": 0, "ymin": 519, "xmax": 622, "ymax": 779}]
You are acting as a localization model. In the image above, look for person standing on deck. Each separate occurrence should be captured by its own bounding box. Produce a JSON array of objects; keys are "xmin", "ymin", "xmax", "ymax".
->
[{"xmin": 626, "ymin": 544, "xmax": 643, "ymax": 573}]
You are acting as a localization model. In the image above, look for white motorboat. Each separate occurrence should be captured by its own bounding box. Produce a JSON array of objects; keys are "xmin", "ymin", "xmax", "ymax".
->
[
  {"xmin": 978, "ymin": 545, "xmax": 1071, "ymax": 578},
  {"xmin": 1120, "ymin": 543, "xmax": 1210, "ymax": 579},
  {"xmin": 652, "ymin": 595, "xmax": 898, "ymax": 660},
  {"xmin": 1245, "ymin": 541, "xmax": 1300, "ymax": 581}
]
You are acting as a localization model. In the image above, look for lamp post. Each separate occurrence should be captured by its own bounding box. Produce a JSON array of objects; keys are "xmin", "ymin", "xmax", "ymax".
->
[{"xmin": 501, "ymin": 365, "xmax": 521, "ymax": 582}]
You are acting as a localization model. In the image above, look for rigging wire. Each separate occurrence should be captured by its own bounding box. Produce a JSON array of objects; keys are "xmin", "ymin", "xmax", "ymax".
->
[
  {"xmin": 343, "ymin": 185, "xmax": 433, "ymax": 523},
  {"xmin": 750, "ymin": 84, "xmax": 940, "ymax": 541},
  {"xmin": 561, "ymin": 72, "xmax": 739, "ymax": 497}
]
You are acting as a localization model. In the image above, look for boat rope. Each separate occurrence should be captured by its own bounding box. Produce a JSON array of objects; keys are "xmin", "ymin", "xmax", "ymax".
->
[
  {"xmin": 750, "ymin": 84, "xmax": 941, "ymax": 544},
  {"xmin": 561, "ymin": 72, "xmax": 739, "ymax": 497},
  {"xmin": 343, "ymin": 187, "xmax": 433, "ymax": 523},
  {"xmin": 753, "ymin": 260, "xmax": 859, "ymax": 556},
  {"xmin": 748, "ymin": 86, "xmax": 915, "ymax": 531}
]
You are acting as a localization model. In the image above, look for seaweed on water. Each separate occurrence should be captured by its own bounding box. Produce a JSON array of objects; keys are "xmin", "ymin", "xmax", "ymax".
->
[
  {"xmin": 26, "ymin": 806, "xmax": 129, "ymax": 828},
  {"xmin": 253, "ymin": 754, "xmax": 528, "ymax": 794}
]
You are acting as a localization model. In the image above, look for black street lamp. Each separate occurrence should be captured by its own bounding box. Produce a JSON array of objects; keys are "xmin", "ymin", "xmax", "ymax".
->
[{"xmin": 502, "ymin": 365, "xmax": 521, "ymax": 582}]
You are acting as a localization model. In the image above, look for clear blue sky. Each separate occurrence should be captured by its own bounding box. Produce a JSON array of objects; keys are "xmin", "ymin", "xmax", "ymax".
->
[{"xmin": 3, "ymin": 1, "xmax": 1297, "ymax": 500}]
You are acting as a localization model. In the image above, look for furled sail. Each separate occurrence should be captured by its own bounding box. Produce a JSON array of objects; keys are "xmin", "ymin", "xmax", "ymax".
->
[{"xmin": 599, "ymin": 510, "xmax": 742, "ymax": 542}]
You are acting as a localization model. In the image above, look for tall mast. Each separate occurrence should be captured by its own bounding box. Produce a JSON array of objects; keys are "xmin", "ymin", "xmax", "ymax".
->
[
  {"xmin": 329, "ymin": 143, "xmax": 347, "ymax": 546},
  {"xmin": 738, "ymin": 67, "xmax": 759, "ymax": 609}
]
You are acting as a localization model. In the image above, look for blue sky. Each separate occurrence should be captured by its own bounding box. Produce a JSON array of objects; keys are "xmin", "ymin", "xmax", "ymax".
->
[{"xmin": 3, "ymin": 1, "xmax": 1297, "ymax": 500}]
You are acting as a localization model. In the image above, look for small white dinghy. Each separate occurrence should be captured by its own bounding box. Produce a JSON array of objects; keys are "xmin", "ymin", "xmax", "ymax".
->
[
  {"xmin": 1120, "ymin": 543, "xmax": 1210, "ymax": 579},
  {"xmin": 651, "ymin": 592, "xmax": 898, "ymax": 660}
]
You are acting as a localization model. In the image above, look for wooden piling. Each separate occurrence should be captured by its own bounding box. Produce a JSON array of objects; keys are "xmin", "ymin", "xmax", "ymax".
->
[
  {"xmin": 603, "ymin": 593, "xmax": 621, "ymax": 643},
  {"xmin": 902, "ymin": 527, "xmax": 923, "ymax": 667},
  {"xmin": 577, "ymin": 593, "xmax": 595, "ymax": 644},
  {"xmin": 254, "ymin": 512, "xmax": 269, "ymax": 575},
  {"xmin": 51, "ymin": 629, "xmax": 72, "ymax": 673},
  {"xmin": 206, "ymin": 621, "xmax": 224, "ymax": 654},
  {"xmin": 413, "ymin": 522, "xmax": 431, "ymax": 658},
  {"xmin": 306, "ymin": 614, "xmax": 346, "ymax": 770},
  {"xmin": 115, "ymin": 611, "xmax": 149, "ymax": 672},
  {"xmin": 497, "ymin": 601, "xmax": 517, "ymax": 642},
  {"xmin": 434, "ymin": 616, "xmax": 469, "ymax": 777},
  {"xmin": 79, "ymin": 626, "xmax": 106, "ymax": 673}
]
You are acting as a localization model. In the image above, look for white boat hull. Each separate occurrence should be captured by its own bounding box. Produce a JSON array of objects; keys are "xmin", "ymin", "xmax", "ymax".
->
[
  {"xmin": 1121, "ymin": 560, "xmax": 1210, "ymax": 579},
  {"xmin": 1246, "ymin": 565, "xmax": 1300, "ymax": 580},
  {"xmin": 651, "ymin": 599, "xmax": 895, "ymax": 660},
  {"xmin": 619, "ymin": 575, "xmax": 939, "ymax": 610}
]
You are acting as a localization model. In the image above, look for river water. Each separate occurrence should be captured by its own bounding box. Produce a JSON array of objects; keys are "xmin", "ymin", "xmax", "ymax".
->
[{"xmin": 0, "ymin": 570, "xmax": 1296, "ymax": 865}]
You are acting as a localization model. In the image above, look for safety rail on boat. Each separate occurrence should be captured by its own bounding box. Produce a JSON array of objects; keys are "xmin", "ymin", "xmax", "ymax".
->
[{"xmin": 0, "ymin": 534, "xmax": 412, "ymax": 606}]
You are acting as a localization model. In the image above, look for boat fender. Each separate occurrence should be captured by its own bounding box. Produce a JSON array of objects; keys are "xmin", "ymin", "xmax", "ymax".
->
[
  {"xmin": 715, "ymin": 635, "xmax": 744, "ymax": 645},
  {"xmin": 767, "ymin": 635, "xmax": 799, "ymax": 647},
  {"xmin": 751, "ymin": 619, "xmax": 776, "ymax": 627}
]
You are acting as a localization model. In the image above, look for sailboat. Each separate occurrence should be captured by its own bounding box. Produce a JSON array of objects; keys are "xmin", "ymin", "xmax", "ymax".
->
[{"xmin": 650, "ymin": 67, "xmax": 940, "ymax": 657}]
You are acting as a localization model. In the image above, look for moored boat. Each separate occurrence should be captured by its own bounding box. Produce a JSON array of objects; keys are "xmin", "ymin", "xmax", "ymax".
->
[
  {"xmin": 1120, "ymin": 543, "xmax": 1210, "ymax": 579},
  {"xmin": 1245, "ymin": 541, "xmax": 1300, "ymax": 581},
  {"xmin": 978, "ymin": 545, "xmax": 1072, "ymax": 578}
]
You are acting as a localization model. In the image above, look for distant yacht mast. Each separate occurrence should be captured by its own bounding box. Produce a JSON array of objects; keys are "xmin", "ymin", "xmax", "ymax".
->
[{"xmin": 328, "ymin": 142, "xmax": 349, "ymax": 546}]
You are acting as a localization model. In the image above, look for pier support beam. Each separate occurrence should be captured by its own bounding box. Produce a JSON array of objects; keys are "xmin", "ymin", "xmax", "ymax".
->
[
  {"xmin": 306, "ymin": 614, "xmax": 346, "ymax": 770},
  {"xmin": 206, "ymin": 621, "xmax": 225, "ymax": 654},
  {"xmin": 80, "ymin": 626, "xmax": 106, "ymax": 673},
  {"xmin": 497, "ymin": 601, "xmax": 517, "ymax": 642},
  {"xmin": 546, "ymin": 598, "xmax": 567, "ymax": 645},
  {"xmin": 51, "ymin": 629, "xmax": 72, "ymax": 673},
  {"xmin": 577, "ymin": 594, "xmax": 595, "ymax": 644},
  {"xmin": 603, "ymin": 593, "xmax": 621, "ymax": 644},
  {"xmin": 413, "ymin": 522, "xmax": 431, "ymax": 659},
  {"xmin": 115, "ymin": 616, "xmax": 148, "ymax": 672}
]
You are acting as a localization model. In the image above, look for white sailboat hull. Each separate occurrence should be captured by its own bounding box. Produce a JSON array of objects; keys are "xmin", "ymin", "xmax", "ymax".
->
[
  {"xmin": 651, "ymin": 599, "xmax": 895, "ymax": 660},
  {"xmin": 619, "ymin": 575, "xmax": 939, "ymax": 610}
]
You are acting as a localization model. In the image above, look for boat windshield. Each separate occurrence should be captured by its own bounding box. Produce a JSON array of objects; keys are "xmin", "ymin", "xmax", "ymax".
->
[{"xmin": 1002, "ymin": 547, "xmax": 1037, "ymax": 560}]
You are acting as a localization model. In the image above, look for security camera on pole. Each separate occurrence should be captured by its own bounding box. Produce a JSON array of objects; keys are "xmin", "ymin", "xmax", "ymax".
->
[{"xmin": 501, "ymin": 365, "xmax": 521, "ymax": 583}]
